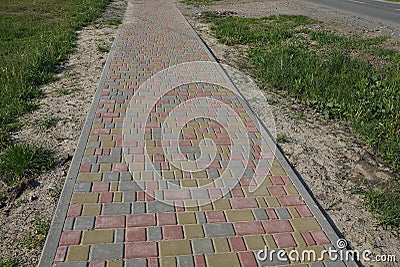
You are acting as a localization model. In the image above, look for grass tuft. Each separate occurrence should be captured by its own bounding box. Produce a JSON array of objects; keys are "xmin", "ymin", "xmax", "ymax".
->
[
  {"xmin": 0, "ymin": 257, "xmax": 19, "ymax": 267},
  {"xmin": 0, "ymin": 143, "xmax": 55, "ymax": 186}
]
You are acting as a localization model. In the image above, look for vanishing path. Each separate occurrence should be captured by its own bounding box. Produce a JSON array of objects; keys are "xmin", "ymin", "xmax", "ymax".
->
[
  {"xmin": 304, "ymin": 0, "xmax": 400, "ymax": 24},
  {"xmin": 39, "ymin": 0, "xmax": 357, "ymax": 266}
]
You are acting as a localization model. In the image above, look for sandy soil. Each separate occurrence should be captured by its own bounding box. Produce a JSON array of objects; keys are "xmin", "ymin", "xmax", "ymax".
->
[
  {"xmin": 176, "ymin": 1, "xmax": 400, "ymax": 266},
  {"xmin": 0, "ymin": 0, "xmax": 126, "ymax": 265}
]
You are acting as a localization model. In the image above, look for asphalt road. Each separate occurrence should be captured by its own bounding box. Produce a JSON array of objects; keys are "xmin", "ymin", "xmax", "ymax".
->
[{"xmin": 304, "ymin": 0, "xmax": 400, "ymax": 24}]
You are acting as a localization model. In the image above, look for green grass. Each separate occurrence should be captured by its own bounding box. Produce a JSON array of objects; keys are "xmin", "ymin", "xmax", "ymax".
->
[
  {"xmin": 207, "ymin": 14, "xmax": 400, "ymax": 228},
  {"xmin": 0, "ymin": 143, "xmax": 55, "ymax": 186},
  {"xmin": 0, "ymin": 0, "xmax": 110, "ymax": 192},
  {"xmin": 105, "ymin": 18, "xmax": 122, "ymax": 26},
  {"xmin": 0, "ymin": 0, "xmax": 110, "ymax": 146},
  {"xmin": 40, "ymin": 116, "xmax": 60, "ymax": 129},
  {"xmin": 20, "ymin": 218, "xmax": 49, "ymax": 249},
  {"xmin": 0, "ymin": 257, "xmax": 19, "ymax": 267}
]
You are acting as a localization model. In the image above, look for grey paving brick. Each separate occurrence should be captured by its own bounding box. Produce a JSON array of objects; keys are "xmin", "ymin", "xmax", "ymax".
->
[
  {"xmin": 191, "ymin": 238, "xmax": 214, "ymax": 254},
  {"xmin": 81, "ymin": 156, "xmax": 97, "ymax": 164},
  {"xmin": 120, "ymin": 172, "xmax": 133, "ymax": 181},
  {"xmin": 324, "ymin": 261, "xmax": 347, "ymax": 267},
  {"xmin": 86, "ymin": 142, "xmax": 100, "ymax": 148},
  {"xmin": 63, "ymin": 217, "xmax": 74, "ymax": 231},
  {"xmin": 255, "ymin": 249, "xmax": 290, "ymax": 266},
  {"xmin": 98, "ymin": 154, "xmax": 121, "ymax": 163},
  {"xmin": 132, "ymin": 202, "xmax": 146, "ymax": 214},
  {"xmin": 190, "ymin": 188, "xmax": 209, "ymax": 200},
  {"xmin": 74, "ymin": 182, "xmax": 91, "ymax": 192},
  {"xmin": 308, "ymin": 262, "xmax": 325, "ymax": 267},
  {"xmin": 102, "ymin": 172, "xmax": 119, "ymax": 181},
  {"xmin": 53, "ymin": 263, "xmax": 87, "ymax": 267},
  {"xmin": 147, "ymin": 201, "xmax": 175, "ymax": 213},
  {"xmin": 252, "ymin": 208, "xmax": 269, "ymax": 220},
  {"xmin": 275, "ymin": 208, "xmax": 291, "ymax": 220},
  {"xmin": 206, "ymin": 169, "xmax": 220, "ymax": 179},
  {"xmin": 123, "ymin": 191, "xmax": 136, "ymax": 202},
  {"xmin": 147, "ymin": 226, "xmax": 162, "ymax": 241},
  {"xmin": 119, "ymin": 181, "xmax": 141, "ymax": 191},
  {"xmin": 115, "ymin": 229, "xmax": 125, "ymax": 243},
  {"xmin": 125, "ymin": 258, "xmax": 147, "ymax": 267},
  {"xmin": 196, "ymin": 211, "xmax": 206, "ymax": 224},
  {"xmin": 91, "ymin": 164, "xmax": 100, "ymax": 172},
  {"xmin": 204, "ymin": 223, "xmax": 235, "ymax": 237},
  {"xmin": 102, "ymin": 203, "xmax": 131, "ymax": 215},
  {"xmin": 91, "ymin": 243, "xmax": 123, "ymax": 261},
  {"xmin": 177, "ymin": 255, "xmax": 194, "ymax": 267},
  {"xmin": 74, "ymin": 216, "xmax": 95, "ymax": 230}
]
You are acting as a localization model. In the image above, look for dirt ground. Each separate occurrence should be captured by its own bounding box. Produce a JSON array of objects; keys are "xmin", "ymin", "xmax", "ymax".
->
[
  {"xmin": 0, "ymin": 0, "xmax": 126, "ymax": 265},
  {"xmin": 176, "ymin": 0, "xmax": 399, "ymax": 266}
]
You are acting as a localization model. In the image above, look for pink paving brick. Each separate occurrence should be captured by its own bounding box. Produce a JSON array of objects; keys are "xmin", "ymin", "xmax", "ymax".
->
[
  {"xmin": 230, "ymin": 198, "xmax": 258, "ymax": 209},
  {"xmin": 208, "ymin": 188, "xmax": 223, "ymax": 199},
  {"xmin": 95, "ymin": 215, "xmax": 125, "ymax": 229},
  {"xmin": 162, "ymin": 225, "xmax": 183, "ymax": 240},
  {"xmin": 148, "ymin": 258, "xmax": 159, "ymax": 267},
  {"xmin": 296, "ymin": 205, "xmax": 313, "ymax": 217},
  {"xmin": 90, "ymin": 129, "xmax": 110, "ymax": 135},
  {"xmin": 205, "ymin": 210, "xmax": 226, "ymax": 223},
  {"xmin": 92, "ymin": 182, "xmax": 109, "ymax": 192},
  {"xmin": 230, "ymin": 188, "xmax": 244, "ymax": 197},
  {"xmin": 281, "ymin": 176, "xmax": 292, "ymax": 185},
  {"xmin": 310, "ymin": 230, "xmax": 331, "ymax": 245},
  {"xmin": 137, "ymin": 191, "xmax": 145, "ymax": 201},
  {"xmin": 234, "ymin": 221, "xmax": 265, "ymax": 235},
  {"xmin": 277, "ymin": 195, "xmax": 304, "ymax": 206},
  {"xmin": 112, "ymin": 163, "xmax": 128, "ymax": 172},
  {"xmin": 267, "ymin": 185, "xmax": 287, "ymax": 196},
  {"xmin": 270, "ymin": 176, "xmax": 285, "ymax": 185},
  {"xmin": 59, "ymin": 231, "xmax": 81, "ymax": 246},
  {"xmin": 274, "ymin": 233, "xmax": 297, "ymax": 248},
  {"xmin": 146, "ymin": 180, "xmax": 159, "ymax": 190},
  {"xmin": 99, "ymin": 192, "xmax": 113, "ymax": 203},
  {"xmin": 125, "ymin": 242, "xmax": 158, "ymax": 258},
  {"xmin": 228, "ymin": 236, "xmax": 247, "ymax": 252},
  {"xmin": 67, "ymin": 204, "xmax": 82, "ymax": 217},
  {"xmin": 89, "ymin": 261, "xmax": 106, "ymax": 267},
  {"xmin": 265, "ymin": 208, "xmax": 278, "ymax": 220},
  {"xmin": 126, "ymin": 227, "xmax": 146, "ymax": 242},
  {"xmin": 157, "ymin": 213, "xmax": 177, "ymax": 226},
  {"xmin": 194, "ymin": 255, "xmax": 206, "ymax": 267},
  {"xmin": 164, "ymin": 189, "xmax": 191, "ymax": 200},
  {"xmin": 263, "ymin": 220, "xmax": 293, "ymax": 234},
  {"xmin": 127, "ymin": 214, "xmax": 156, "ymax": 227},
  {"xmin": 54, "ymin": 246, "xmax": 67, "ymax": 262},
  {"xmin": 79, "ymin": 164, "xmax": 91, "ymax": 172},
  {"xmin": 238, "ymin": 251, "xmax": 258, "ymax": 267},
  {"xmin": 301, "ymin": 232, "xmax": 316, "ymax": 246}
]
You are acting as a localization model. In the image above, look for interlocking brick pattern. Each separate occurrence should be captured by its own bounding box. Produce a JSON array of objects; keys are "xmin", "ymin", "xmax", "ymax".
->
[{"xmin": 40, "ymin": 0, "xmax": 350, "ymax": 266}]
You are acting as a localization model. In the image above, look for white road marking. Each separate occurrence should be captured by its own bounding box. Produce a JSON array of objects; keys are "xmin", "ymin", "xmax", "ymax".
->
[{"xmin": 348, "ymin": 0, "xmax": 366, "ymax": 4}]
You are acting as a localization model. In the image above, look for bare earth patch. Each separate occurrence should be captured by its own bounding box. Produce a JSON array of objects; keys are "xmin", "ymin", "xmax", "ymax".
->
[
  {"xmin": 177, "ymin": 0, "xmax": 399, "ymax": 266},
  {"xmin": 0, "ymin": 0, "xmax": 126, "ymax": 265}
]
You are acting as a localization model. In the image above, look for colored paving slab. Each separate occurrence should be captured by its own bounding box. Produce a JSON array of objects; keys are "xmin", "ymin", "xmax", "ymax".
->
[{"xmin": 39, "ymin": 0, "xmax": 358, "ymax": 266}]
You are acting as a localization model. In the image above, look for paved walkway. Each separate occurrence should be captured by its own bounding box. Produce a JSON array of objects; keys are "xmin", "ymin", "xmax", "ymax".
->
[{"xmin": 39, "ymin": 1, "xmax": 357, "ymax": 266}]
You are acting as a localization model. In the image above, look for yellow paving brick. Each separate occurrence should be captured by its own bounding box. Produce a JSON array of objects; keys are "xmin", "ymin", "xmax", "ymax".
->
[
  {"xmin": 292, "ymin": 232, "xmax": 307, "ymax": 247},
  {"xmin": 225, "ymin": 210, "xmax": 254, "ymax": 222},
  {"xmin": 84, "ymin": 148, "xmax": 95, "ymax": 156},
  {"xmin": 184, "ymin": 200, "xmax": 199, "ymax": 212},
  {"xmin": 183, "ymin": 224, "xmax": 204, "ymax": 239},
  {"xmin": 107, "ymin": 260, "xmax": 123, "ymax": 267},
  {"xmin": 162, "ymin": 171, "xmax": 175, "ymax": 180},
  {"xmin": 197, "ymin": 179, "xmax": 213, "ymax": 187},
  {"xmin": 99, "ymin": 135, "xmax": 113, "ymax": 142},
  {"xmin": 198, "ymin": 200, "xmax": 213, "ymax": 211},
  {"xmin": 177, "ymin": 212, "xmax": 196, "ymax": 224},
  {"xmin": 288, "ymin": 245, "xmax": 329, "ymax": 263},
  {"xmin": 114, "ymin": 118, "xmax": 123, "ymax": 124},
  {"xmin": 65, "ymin": 245, "xmax": 90, "ymax": 262},
  {"xmin": 270, "ymin": 161, "xmax": 286, "ymax": 176},
  {"xmin": 113, "ymin": 192, "xmax": 122, "ymax": 202},
  {"xmin": 264, "ymin": 196, "xmax": 280, "ymax": 207},
  {"xmin": 71, "ymin": 193, "xmax": 99, "ymax": 204},
  {"xmin": 284, "ymin": 185, "xmax": 298, "ymax": 195},
  {"xmin": 205, "ymin": 253, "xmax": 240, "ymax": 267},
  {"xmin": 191, "ymin": 171, "xmax": 207, "ymax": 179},
  {"xmin": 92, "ymin": 123, "xmax": 105, "ymax": 129},
  {"xmin": 82, "ymin": 230, "xmax": 114, "ymax": 244},
  {"xmin": 256, "ymin": 197, "xmax": 268, "ymax": 208},
  {"xmin": 263, "ymin": 235, "xmax": 277, "ymax": 249},
  {"xmin": 213, "ymin": 237, "xmax": 230, "ymax": 253},
  {"xmin": 101, "ymin": 140, "xmax": 116, "ymax": 148},
  {"xmin": 212, "ymin": 199, "xmax": 231, "ymax": 210},
  {"xmin": 110, "ymin": 182, "xmax": 119, "ymax": 192},
  {"xmin": 82, "ymin": 204, "xmax": 101, "ymax": 216},
  {"xmin": 287, "ymin": 207, "xmax": 300, "ymax": 218},
  {"xmin": 88, "ymin": 135, "xmax": 99, "ymax": 142},
  {"xmin": 160, "ymin": 257, "xmax": 176, "ymax": 267},
  {"xmin": 159, "ymin": 240, "xmax": 192, "ymax": 256},
  {"xmin": 181, "ymin": 180, "xmax": 197, "ymax": 188},
  {"xmin": 243, "ymin": 186, "xmax": 270, "ymax": 197},
  {"xmin": 77, "ymin": 173, "xmax": 102, "ymax": 182},
  {"xmin": 244, "ymin": 235, "xmax": 266, "ymax": 251},
  {"xmin": 111, "ymin": 128, "xmax": 122, "ymax": 135},
  {"xmin": 173, "ymin": 171, "xmax": 182, "ymax": 180},
  {"xmin": 100, "ymin": 163, "xmax": 112, "ymax": 172},
  {"xmin": 291, "ymin": 218, "xmax": 321, "ymax": 232}
]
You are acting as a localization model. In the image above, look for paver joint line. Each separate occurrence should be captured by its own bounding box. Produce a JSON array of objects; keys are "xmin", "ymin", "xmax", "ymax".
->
[{"xmin": 39, "ymin": 0, "xmax": 358, "ymax": 266}]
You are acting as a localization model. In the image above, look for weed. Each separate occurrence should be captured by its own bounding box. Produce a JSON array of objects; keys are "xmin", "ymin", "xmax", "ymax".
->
[
  {"xmin": 365, "ymin": 186, "xmax": 400, "ymax": 228},
  {"xmin": 105, "ymin": 18, "xmax": 122, "ymax": 25},
  {"xmin": 0, "ymin": 257, "xmax": 19, "ymax": 267},
  {"xmin": 40, "ymin": 116, "xmax": 60, "ymax": 129},
  {"xmin": 276, "ymin": 133, "xmax": 289, "ymax": 143},
  {"xmin": 181, "ymin": 0, "xmax": 221, "ymax": 6},
  {"xmin": 21, "ymin": 218, "xmax": 49, "ymax": 249},
  {"xmin": 0, "ymin": 143, "xmax": 55, "ymax": 186},
  {"xmin": 97, "ymin": 45, "xmax": 110, "ymax": 53}
]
